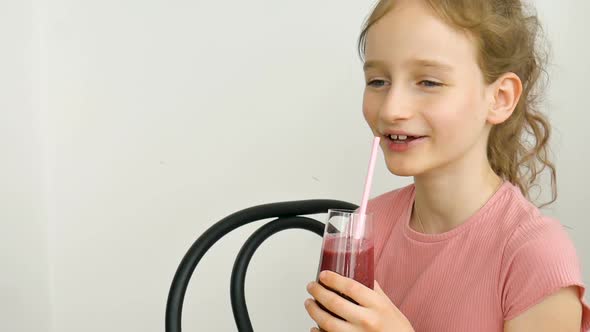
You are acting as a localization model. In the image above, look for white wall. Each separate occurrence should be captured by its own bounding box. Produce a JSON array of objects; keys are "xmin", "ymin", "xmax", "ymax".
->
[
  {"xmin": 0, "ymin": 1, "xmax": 51, "ymax": 332},
  {"xmin": 536, "ymin": 0, "xmax": 590, "ymax": 277},
  {"xmin": 3, "ymin": 0, "xmax": 588, "ymax": 331},
  {"xmin": 44, "ymin": 1, "xmax": 384, "ymax": 330}
]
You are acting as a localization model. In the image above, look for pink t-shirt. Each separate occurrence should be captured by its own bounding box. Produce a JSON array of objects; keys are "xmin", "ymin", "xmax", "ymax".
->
[{"xmin": 367, "ymin": 181, "xmax": 590, "ymax": 332}]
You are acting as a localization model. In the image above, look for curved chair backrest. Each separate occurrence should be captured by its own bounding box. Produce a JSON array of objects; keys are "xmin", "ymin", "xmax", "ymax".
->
[{"xmin": 165, "ymin": 199, "xmax": 358, "ymax": 332}]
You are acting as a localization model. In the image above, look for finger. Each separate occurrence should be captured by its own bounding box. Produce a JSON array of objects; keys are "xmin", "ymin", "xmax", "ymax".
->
[
  {"xmin": 307, "ymin": 281, "xmax": 367, "ymax": 324},
  {"xmin": 374, "ymin": 280, "xmax": 404, "ymax": 315},
  {"xmin": 318, "ymin": 270, "xmax": 378, "ymax": 307},
  {"xmin": 304, "ymin": 298, "xmax": 351, "ymax": 332},
  {"xmin": 374, "ymin": 280, "xmax": 394, "ymax": 304},
  {"xmin": 374, "ymin": 280, "xmax": 386, "ymax": 297}
]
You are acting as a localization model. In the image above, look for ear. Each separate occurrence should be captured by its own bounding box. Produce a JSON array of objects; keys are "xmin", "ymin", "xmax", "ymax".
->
[{"xmin": 486, "ymin": 72, "xmax": 523, "ymax": 125}]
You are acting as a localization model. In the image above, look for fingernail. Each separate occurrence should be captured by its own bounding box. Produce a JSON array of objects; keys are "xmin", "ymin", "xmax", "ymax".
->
[
  {"xmin": 304, "ymin": 298, "xmax": 312, "ymax": 306},
  {"xmin": 319, "ymin": 271, "xmax": 327, "ymax": 280},
  {"xmin": 307, "ymin": 282, "xmax": 314, "ymax": 291}
]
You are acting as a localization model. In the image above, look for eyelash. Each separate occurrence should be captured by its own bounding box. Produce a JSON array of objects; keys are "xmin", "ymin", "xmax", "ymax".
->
[
  {"xmin": 419, "ymin": 80, "xmax": 444, "ymax": 87},
  {"xmin": 367, "ymin": 79, "xmax": 388, "ymax": 88},
  {"xmin": 366, "ymin": 79, "xmax": 444, "ymax": 88}
]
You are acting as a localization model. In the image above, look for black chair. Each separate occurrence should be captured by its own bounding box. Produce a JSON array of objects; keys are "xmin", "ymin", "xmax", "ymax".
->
[{"xmin": 165, "ymin": 199, "xmax": 358, "ymax": 332}]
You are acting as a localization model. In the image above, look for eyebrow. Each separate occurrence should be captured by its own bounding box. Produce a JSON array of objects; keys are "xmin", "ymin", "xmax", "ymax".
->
[
  {"xmin": 363, "ymin": 58, "xmax": 454, "ymax": 72},
  {"xmin": 363, "ymin": 60, "xmax": 386, "ymax": 72}
]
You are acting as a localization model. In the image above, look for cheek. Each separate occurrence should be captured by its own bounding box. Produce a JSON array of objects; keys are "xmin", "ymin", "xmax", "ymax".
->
[
  {"xmin": 425, "ymin": 95, "xmax": 485, "ymax": 140},
  {"xmin": 362, "ymin": 105, "xmax": 373, "ymax": 123},
  {"xmin": 362, "ymin": 93, "xmax": 379, "ymax": 126}
]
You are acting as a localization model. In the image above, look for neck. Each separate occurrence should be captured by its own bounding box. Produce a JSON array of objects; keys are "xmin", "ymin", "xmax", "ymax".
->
[{"xmin": 412, "ymin": 153, "xmax": 503, "ymax": 234}]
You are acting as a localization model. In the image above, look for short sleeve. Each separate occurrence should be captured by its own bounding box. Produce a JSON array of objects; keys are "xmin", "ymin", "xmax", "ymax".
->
[{"xmin": 500, "ymin": 216, "xmax": 590, "ymax": 330}]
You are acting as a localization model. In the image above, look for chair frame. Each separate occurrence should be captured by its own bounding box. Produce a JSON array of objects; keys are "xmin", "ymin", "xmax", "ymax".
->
[{"xmin": 165, "ymin": 199, "xmax": 358, "ymax": 332}]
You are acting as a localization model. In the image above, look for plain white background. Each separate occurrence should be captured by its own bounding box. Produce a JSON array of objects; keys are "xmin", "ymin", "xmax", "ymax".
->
[{"xmin": 2, "ymin": 0, "xmax": 588, "ymax": 331}]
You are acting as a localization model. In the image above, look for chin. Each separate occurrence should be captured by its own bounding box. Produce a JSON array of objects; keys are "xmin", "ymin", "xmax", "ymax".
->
[{"xmin": 385, "ymin": 163, "xmax": 421, "ymax": 177}]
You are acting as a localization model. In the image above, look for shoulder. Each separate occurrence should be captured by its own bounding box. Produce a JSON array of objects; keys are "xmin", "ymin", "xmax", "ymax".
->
[
  {"xmin": 497, "ymin": 183, "xmax": 586, "ymax": 321},
  {"xmin": 484, "ymin": 182, "xmax": 573, "ymax": 252},
  {"xmin": 499, "ymin": 183, "xmax": 578, "ymax": 268}
]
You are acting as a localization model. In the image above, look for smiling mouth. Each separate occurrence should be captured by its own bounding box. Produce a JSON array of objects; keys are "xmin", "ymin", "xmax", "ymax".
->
[{"xmin": 385, "ymin": 134, "xmax": 427, "ymax": 143}]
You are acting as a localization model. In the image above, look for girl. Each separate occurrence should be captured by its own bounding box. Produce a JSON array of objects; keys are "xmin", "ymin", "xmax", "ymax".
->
[{"xmin": 304, "ymin": 0, "xmax": 590, "ymax": 331}]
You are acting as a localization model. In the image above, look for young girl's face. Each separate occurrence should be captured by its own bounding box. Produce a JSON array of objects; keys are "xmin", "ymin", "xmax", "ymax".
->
[{"xmin": 362, "ymin": 0, "xmax": 494, "ymax": 177}]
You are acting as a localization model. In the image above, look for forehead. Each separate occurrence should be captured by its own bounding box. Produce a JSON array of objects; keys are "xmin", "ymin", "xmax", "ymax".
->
[{"xmin": 364, "ymin": 1, "xmax": 480, "ymax": 73}]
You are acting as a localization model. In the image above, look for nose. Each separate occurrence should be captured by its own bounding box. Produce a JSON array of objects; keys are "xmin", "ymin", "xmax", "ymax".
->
[{"xmin": 378, "ymin": 86, "xmax": 413, "ymax": 123}]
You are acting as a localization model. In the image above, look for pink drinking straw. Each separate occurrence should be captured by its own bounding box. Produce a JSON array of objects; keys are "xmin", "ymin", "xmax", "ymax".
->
[{"xmin": 355, "ymin": 136, "xmax": 381, "ymax": 239}]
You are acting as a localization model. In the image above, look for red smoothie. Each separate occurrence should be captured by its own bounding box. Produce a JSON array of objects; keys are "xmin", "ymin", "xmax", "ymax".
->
[
  {"xmin": 316, "ymin": 235, "xmax": 374, "ymax": 319},
  {"xmin": 319, "ymin": 236, "xmax": 374, "ymax": 288}
]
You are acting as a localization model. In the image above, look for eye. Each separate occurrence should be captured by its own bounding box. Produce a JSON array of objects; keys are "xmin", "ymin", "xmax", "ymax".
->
[
  {"xmin": 418, "ymin": 80, "xmax": 444, "ymax": 88},
  {"xmin": 367, "ymin": 79, "xmax": 388, "ymax": 88}
]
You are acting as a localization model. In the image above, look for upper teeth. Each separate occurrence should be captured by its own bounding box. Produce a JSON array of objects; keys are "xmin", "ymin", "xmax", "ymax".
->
[{"xmin": 390, "ymin": 134, "xmax": 408, "ymax": 140}]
